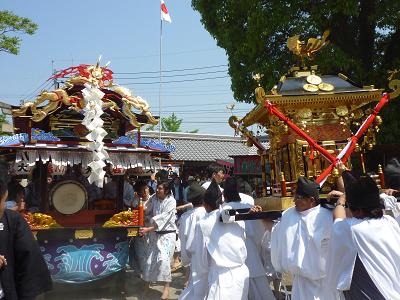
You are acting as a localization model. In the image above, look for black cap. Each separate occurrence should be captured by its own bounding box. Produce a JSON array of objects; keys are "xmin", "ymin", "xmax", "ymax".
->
[
  {"xmin": 296, "ymin": 177, "xmax": 319, "ymax": 200},
  {"xmin": 346, "ymin": 175, "xmax": 382, "ymax": 209},
  {"xmin": 204, "ymin": 180, "xmax": 222, "ymax": 210},
  {"xmin": 187, "ymin": 183, "xmax": 205, "ymax": 206},
  {"xmin": 384, "ymin": 158, "xmax": 400, "ymax": 190}
]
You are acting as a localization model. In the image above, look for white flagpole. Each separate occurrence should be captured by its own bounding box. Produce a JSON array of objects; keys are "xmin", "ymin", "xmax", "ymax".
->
[{"xmin": 158, "ymin": 18, "xmax": 163, "ymax": 168}]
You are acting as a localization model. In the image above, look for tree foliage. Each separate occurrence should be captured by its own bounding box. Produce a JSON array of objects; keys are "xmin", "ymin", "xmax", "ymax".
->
[
  {"xmin": 192, "ymin": 0, "xmax": 400, "ymax": 142},
  {"xmin": 161, "ymin": 113, "xmax": 182, "ymax": 132},
  {"xmin": 0, "ymin": 10, "xmax": 38, "ymax": 55},
  {"xmin": 0, "ymin": 114, "xmax": 12, "ymax": 136}
]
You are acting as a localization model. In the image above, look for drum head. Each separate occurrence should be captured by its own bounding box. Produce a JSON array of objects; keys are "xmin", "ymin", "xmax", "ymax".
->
[{"xmin": 50, "ymin": 180, "xmax": 87, "ymax": 215}]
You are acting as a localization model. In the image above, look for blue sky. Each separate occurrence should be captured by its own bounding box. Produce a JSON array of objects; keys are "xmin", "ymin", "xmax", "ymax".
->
[{"xmin": 0, "ymin": 1, "xmax": 254, "ymax": 135}]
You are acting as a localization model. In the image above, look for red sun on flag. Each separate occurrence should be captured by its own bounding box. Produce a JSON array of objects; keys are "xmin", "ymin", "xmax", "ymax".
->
[{"xmin": 161, "ymin": 0, "xmax": 172, "ymax": 23}]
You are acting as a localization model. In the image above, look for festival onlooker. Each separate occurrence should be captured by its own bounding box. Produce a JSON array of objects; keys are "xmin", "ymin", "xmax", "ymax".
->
[
  {"xmin": 327, "ymin": 175, "xmax": 400, "ymax": 299},
  {"xmin": 5, "ymin": 180, "xmax": 25, "ymax": 212},
  {"xmin": 24, "ymin": 167, "xmax": 42, "ymax": 212},
  {"xmin": 171, "ymin": 175, "xmax": 184, "ymax": 205},
  {"xmin": 129, "ymin": 181, "xmax": 150, "ymax": 275},
  {"xmin": 183, "ymin": 176, "xmax": 196, "ymax": 202},
  {"xmin": 140, "ymin": 182, "xmax": 177, "ymax": 300},
  {"xmin": 0, "ymin": 161, "xmax": 52, "ymax": 299},
  {"xmin": 123, "ymin": 174, "xmax": 136, "ymax": 209},
  {"xmin": 148, "ymin": 173, "xmax": 157, "ymax": 195}
]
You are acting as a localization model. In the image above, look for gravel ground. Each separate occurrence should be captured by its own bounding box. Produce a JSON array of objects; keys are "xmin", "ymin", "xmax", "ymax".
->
[{"xmin": 37, "ymin": 267, "xmax": 186, "ymax": 300}]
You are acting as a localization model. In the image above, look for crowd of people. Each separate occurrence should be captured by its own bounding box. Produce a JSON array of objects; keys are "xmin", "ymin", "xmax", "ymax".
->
[
  {"xmin": 128, "ymin": 161, "xmax": 400, "ymax": 300},
  {"xmin": 1, "ymin": 158, "xmax": 400, "ymax": 299}
]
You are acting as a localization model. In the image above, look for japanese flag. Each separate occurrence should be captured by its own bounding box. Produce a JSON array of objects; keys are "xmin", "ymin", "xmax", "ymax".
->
[{"xmin": 161, "ymin": 0, "xmax": 172, "ymax": 23}]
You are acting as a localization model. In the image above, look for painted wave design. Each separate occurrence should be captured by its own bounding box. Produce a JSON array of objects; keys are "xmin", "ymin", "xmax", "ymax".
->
[{"xmin": 46, "ymin": 242, "xmax": 129, "ymax": 283}]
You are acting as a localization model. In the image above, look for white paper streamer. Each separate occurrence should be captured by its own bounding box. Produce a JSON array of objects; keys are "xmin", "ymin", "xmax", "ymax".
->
[{"xmin": 81, "ymin": 83, "xmax": 108, "ymax": 188}]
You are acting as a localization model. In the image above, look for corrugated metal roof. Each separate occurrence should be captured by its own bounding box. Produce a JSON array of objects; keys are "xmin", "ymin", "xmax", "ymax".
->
[{"xmin": 139, "ymin": 131, "xmax": 269, "ymax": 162}]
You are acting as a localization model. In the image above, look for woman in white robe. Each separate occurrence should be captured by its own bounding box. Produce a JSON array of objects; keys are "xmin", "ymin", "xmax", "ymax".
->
[{"xmin": 140, "ymin": 182, "xmax": 177, "ymax": 300}]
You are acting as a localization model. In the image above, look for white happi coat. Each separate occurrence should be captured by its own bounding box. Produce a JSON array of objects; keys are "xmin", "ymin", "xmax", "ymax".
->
[
  {"xmin": 223, "ymin": 201, "xmax": 275, "ymax": 300},
  {"xmin": 178, "ymin": 206, "xmax": 208, "ymax": 300},
  {"xmin": 199, "ymin": 208, "xmax": 249, "ymax": 300},
  {"xmin": 239, "ymin": 193, "xmax": 255, "ymax": 206},
  {"xmin": 380, "ymin": 193, "xmax": 400, "ymax": 225},
  {"xmin": 326, "ymin": 215, "xmax": 400, "ymax": 299},
  {"xmin": 271, "ymin": 205, "xmax": 337, "ymax": 300}
]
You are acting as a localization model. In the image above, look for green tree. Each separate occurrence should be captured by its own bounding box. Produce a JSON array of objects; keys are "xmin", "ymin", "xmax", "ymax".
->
[
  {"xmin": 0, "ymin": 114, "xmax": 12, "ymax": 136},
  {"xmin": 192, "ymin": 0, "xmax": 400, "ymax": 142},
  {"xmin": 143, "ymin": 113, "xmax": 199, "ymax": 133},
  {"xmin": 161, "ymin": 113, "xmax": 182, "ymax": 132},
  {"xmin": 0, "ymin": 10, "xmax": 38, "ymax": 55}
]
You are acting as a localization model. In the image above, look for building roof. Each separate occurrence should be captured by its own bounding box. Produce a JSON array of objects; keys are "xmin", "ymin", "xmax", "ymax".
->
[{"xmin": 139, "ymin": 131, "xmax": 269, "ymax": 162}]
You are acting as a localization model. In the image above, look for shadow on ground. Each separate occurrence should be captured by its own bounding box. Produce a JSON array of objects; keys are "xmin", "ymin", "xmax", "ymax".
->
[{"xmin": 37, "ymin": 268, "xmax": 185, "ymax": 300}]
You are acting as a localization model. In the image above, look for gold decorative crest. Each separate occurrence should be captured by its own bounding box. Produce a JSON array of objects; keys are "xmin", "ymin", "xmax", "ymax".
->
[
  {"xmin": 287, "ymin": 30, "xmax": 330, "ymax": 60},
  {"xmin": 74, "ymin": 229, "xmax": 94, "ymax": 240}
]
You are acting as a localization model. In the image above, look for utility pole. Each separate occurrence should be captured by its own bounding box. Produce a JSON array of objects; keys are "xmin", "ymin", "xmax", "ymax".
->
[{"xmin": 51, "ymin": 60, "xmax": 59, "ymax": 89}]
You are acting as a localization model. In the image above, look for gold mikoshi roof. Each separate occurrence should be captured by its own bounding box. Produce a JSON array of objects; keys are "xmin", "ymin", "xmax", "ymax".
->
[{"xmin": 240, "ymin": 71, "xmax": 383, "ymax": 128}]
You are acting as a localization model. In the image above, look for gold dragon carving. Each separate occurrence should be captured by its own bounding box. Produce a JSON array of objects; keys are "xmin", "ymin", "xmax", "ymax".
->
[{"xmin": 13, "ymin": 61, "xmax": 158, "ymax": 127}]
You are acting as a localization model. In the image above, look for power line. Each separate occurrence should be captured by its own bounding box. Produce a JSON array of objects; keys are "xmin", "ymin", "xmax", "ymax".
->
[
  {"xmin": 140, "ymin": 92, "xmax": 232, "ymax": 97},
  {"xmin": 124, "ymin": 75, "xmax": 229, "ymax": 85},
  {"xmin": 51, "ymin": 48, "xmax": 223, "ymax": 63},
  {"xmin": 22, "ymin": 80, "xmax": 53, "ymax": 102},
  {"xmin": 115, "ymin": 69, "xmax": 227, "ymax": 80},
  {"xmin": 151, "ymin": 101, "xmax": 233, "ymax": 108},
  {"xmin": 161, "ymin": 109, "xmax": 249, "ymax": 113},
  {"xmin": 115, "ymin": 64, "xmax": 227, "ymax": 75},
  {"xmin": 134, "ymin": 83, "xmax": 231, "ymax": 91},
  {"xmin": 180, "ymin": 121, "xmax": 229, "ymax": 124}
]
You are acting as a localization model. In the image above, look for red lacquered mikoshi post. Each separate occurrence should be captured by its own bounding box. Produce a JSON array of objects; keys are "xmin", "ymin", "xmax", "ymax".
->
[{"xmin": 138, "ymin": 199, "xmax": 144, "ymax": 226}]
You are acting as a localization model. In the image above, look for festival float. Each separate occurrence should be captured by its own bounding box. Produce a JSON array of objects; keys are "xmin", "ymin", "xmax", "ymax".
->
[
  {"xmin": 229, "ymin": 31, "xmax": 400, "ymax": 210},
  {"xmin": 0, "ymin": 59, "xmax": 173, "ymax": 283}
]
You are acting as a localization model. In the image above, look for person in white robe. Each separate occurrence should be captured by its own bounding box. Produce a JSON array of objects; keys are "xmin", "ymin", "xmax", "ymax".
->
[
  {"xmin": 140, "ymin": 181, "xmax": 177, "ymax": 300},
  {"xmin": 380, "ymin": 157, "xmax": 400, "ymax": 224},
  {"xmin": 201, "ymin": 165, "xmax": 225, "ymax": 191},
  {"xmin": 380, "ymin": 192, "xmax": 400, "ymax": 224},
  {"xmin": 270, "ymin": 177, "xmax": 337, "ymax": 300},
  {"xmin": 196, "ymin": 180, "xmax": 249, "ymax": 300},
  {"xmin": 239, "ymin": 192, "xmax": 255, "ymax": 206},
  {"xmin": 327, "ymin": 174, "xmax": 400, "ymax": 299},
  {"xmin": 223, "ymin": 177, "xmax": 275, "ymax": 300},
  {"xmin": 178, "ymin": 183, "xmax": 208, "ymax": 300}
]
